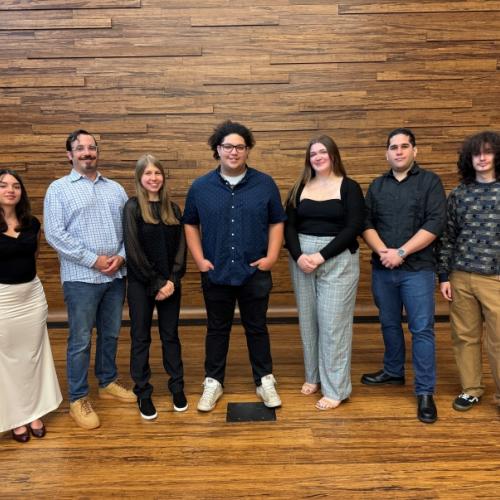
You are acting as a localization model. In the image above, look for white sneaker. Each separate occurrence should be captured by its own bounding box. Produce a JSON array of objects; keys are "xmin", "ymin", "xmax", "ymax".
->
[
  {"xmin": 197, "ymin": 377, "xmax": 223, "ymax": 412},
  {"xmin": 256, "ymin": 374, "xmax": 282, "ymax": 408}
]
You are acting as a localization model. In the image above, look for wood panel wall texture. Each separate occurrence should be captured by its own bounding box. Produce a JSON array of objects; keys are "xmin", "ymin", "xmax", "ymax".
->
[{"xmin": 1, "ymin": 0, "xmax": 499, "ymax": 315}]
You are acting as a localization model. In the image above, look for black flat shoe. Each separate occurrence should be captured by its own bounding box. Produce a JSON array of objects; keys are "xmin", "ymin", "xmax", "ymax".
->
[
  {"xmin": 29, "ymin": 422, "xmax": 46, "ymax": 438},
  {"xmin": 361, "ymin": 369, "xmax": 405, "ymax": 386},
  {"xmin": 12, "ymin": 427, "xmax": 30, "ymax": 443},
  {"xmin": 417, "ymin": 395, "xmax": 437, "ymax": 424}
]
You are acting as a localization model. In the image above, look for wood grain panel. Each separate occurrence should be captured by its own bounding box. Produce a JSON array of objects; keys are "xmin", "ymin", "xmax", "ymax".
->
[
  {"xmin": 0, "ymin": 0, "xmax": 140, "ymax": 9},
  {"xmin": 0, "ymin": 17, "xmax": 112, "ymax": 30},
  {"xmin": 339, "ymin": 1, "xmax": 500, "ymax": 15},
  {"xmin": 0, "ymin": 0, "xmax": 499, "ymax": 317}
]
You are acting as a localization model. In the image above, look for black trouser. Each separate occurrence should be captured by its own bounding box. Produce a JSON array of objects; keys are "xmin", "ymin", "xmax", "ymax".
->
[
  {"xmin": 201, "ymin": 270, "xmax": 274, "ymax": 386},
  {"xmin": 128, "ymin": 279, "xmax": 184, "ymax": 399}
]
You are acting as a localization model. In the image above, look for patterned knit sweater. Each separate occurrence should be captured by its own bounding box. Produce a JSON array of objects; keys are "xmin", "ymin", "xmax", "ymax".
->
[{"xmin": 437, "ymin": 180, "xmax": 500, "ymax": 282}]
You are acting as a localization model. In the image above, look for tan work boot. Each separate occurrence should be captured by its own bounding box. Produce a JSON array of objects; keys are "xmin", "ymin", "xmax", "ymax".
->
[
  {"xmin": 98, "ymin": 379, "xmax": 135, "ymax": 402},
  {"xmin": 69, "ymin": 397, "xmax": 100, "ymax": 430}
]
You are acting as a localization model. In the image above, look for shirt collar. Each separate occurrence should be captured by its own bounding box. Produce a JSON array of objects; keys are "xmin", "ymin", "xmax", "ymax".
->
[
  {"xmin": 69, "ymin": 168, "xmax": 104, "ymax": 183},
  {"xmin": 385, "ymin": 162, "xmax": 420, "ymax": 179},
  {"xmin": 215, "ymin": 165, "xmax": 253, "ymax": 184}
]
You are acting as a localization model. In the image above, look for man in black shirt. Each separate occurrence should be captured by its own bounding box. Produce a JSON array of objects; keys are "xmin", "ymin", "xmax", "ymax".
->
[{"xmin": 361, "ymin": 128, "xmax": 446, "ymax": 424}]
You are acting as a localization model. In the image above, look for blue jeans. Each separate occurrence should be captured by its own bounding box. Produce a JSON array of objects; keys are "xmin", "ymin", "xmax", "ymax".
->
[
  {"xmin": 63, "ymin": 278, "xmax": 126, "ymax": 402},
  {"xmin": 372, "ymin": 268, "xmax": 436, "ymax": 395}
]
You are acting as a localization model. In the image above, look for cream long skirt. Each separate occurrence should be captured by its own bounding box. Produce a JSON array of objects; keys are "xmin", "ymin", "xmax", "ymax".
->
[{"xmin": 0, "ymin": 277, "xmax": 62, "ymax": 432}]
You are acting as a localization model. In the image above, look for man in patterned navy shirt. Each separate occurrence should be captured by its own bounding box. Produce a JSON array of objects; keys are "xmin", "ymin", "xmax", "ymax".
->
[
  {"xmin": 438, "ymin": 131, "xmax": 500, "ymax": 412},
  {"xmin": 44, "ymin": 130, "xmax": 135, "ymax": 430},
  {"xmin": 184, "ymin": 120, "xmax": 286, "ymax": 412}
]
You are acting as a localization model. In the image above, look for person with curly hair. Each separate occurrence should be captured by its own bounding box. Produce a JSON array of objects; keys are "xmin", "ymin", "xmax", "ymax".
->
[{"xmin": 438, "ymin": 131, "xmax": 500, "ymax": 412}]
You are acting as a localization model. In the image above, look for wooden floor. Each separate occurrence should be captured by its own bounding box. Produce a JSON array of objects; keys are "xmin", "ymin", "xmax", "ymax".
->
[{"xmin": 2, "ymin": 322, "xmax": 499, "ymax": 499}]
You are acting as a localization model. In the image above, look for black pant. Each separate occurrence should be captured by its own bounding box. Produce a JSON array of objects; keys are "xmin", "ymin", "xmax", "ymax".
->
[
  {"xmin": 201, "ymin": 270, "xmax": 274, "ymax": 386},
  {"xmin": 128, "ymin": 279, "xmax": 184, "ymax": 399}
]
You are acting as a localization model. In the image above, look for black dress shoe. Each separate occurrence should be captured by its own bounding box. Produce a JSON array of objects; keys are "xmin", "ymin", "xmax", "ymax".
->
[
  {"xmin": 361, "ymin": 369, "xmax": 405, "ymax": 385},
  {"xmin": 417, "ymin": 395, "xmax": 437, "ymax": 424},
  {"xmin": 29, "ymin": 422, "xmax": 46, "ymax": 438},
  {"xmin": 12, "ymin": 427, "xmax": 30, "ymax": 443}
]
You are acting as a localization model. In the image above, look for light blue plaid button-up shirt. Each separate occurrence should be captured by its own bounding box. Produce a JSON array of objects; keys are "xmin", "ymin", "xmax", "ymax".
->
[{"xmin": 44, "ymin": 169, "xmax": 128, "ymax": 284}]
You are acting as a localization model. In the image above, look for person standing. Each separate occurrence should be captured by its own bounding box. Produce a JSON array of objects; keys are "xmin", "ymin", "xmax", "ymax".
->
[
  {"xmin": 361, "ymin": 128, "xmax": 446, "ymax": 424},
  {"xmin": 123, "ymin": 154, "xmax": 187, "ymax": 420},
  {"xmin": 0, "ymin": 169, "xmax": 62, "ymax": 442},
  {"xmin": 183, "ymin": 120, "xmax": 286, "ymax": 412},
  {"xmin": 285, "ymin": 135, "xmax": 365, "ymax": 410},
  {"xmin": 438, "ymin": 131, "xmax": 500, "ymax": 411},
  {"xmin": 44, "ymin": 130, "xmax": 134, "ymax": 430}
]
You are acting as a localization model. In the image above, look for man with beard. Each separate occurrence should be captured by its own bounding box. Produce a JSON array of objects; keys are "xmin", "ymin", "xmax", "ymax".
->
[{"xmin": 44, "ymin": 130, "xmax": 134, "ymax": 430}]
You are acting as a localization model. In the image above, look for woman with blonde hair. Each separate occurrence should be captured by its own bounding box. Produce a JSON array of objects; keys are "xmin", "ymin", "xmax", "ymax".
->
[
  {"xmin": 285, "ymin": 136, "xmax": 365, "ymax": 410},
  {"xmin": 123, "ymin": 154, "xmax": 187, "ymax": 419},
  {"xmin": 0, "ymin": 169, "xmax": 62, "ymax": 441}
]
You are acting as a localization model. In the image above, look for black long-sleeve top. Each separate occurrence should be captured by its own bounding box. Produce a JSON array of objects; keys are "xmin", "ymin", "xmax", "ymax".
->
[
  {"xmin": 285, "ymin": 177, "xmax": 366, "ymax": 261},
  {"xmin": 123, "ymin": 197, "xmax": 186, "ymax": 295}
]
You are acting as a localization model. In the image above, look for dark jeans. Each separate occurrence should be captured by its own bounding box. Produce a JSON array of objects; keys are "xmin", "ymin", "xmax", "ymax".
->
[
  {"xmin": 201, "ymin": 270, "xmax": 274, "ymax": 386},
  {"xmin": 372, "ymin": 268, "xmax": 436, "ymax": 395},
  {"xmin": 128, "ymin": 279, "xmax": 184, "ymax": 399}
]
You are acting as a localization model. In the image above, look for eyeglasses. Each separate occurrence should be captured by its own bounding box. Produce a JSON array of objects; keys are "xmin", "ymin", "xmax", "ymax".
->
[
  {"xmin": 72, "ymin": 145, "xmax": 98, "ymax": 152},
  {"xmin": 220, "ymin": 143, "xmax": 247, "ymax": 153}
]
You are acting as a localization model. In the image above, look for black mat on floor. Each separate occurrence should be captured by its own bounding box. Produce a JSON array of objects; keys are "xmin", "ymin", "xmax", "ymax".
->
[{"xmin": 226, "ymin": 402, "xmax": 276, "ymax": 422}]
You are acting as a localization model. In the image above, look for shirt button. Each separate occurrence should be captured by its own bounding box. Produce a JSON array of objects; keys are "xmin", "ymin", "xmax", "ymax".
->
[
  {"xmin": 231, "ymin": 219, "xmax": 234, "ymax": 222},
  {"xmin": 231, "ymin": 260, "xmax": 234, "ymax": 263},
  {"xmin": 231, "ymin": 206, "xmax": 234, "ymax": 208},
  {"xmin": 231, "ymin": 233, "xmax": 234, "ymax": 236}
]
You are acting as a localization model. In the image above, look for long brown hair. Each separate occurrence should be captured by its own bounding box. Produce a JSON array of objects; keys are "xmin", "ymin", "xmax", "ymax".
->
[
  {"xmin": 285, "ymin": 135, "xmax": 346, "ymax": 208},
  {"xmin": 0, "ymin": 169, "xmax": 33, "ymax": 232},
  {"xmin": 134, "ymin": 154, "xmax": 178, "ymax": 225}
]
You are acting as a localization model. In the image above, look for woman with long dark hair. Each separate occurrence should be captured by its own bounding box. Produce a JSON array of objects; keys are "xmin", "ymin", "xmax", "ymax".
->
[
  {"xmin": 123, "ymin": 154, "xmax": 187, "ymax": 420},
  {"xmin": 285, "ymin": 136, "xmax": 365, "ymax": 410},
  {"xmin": 0, "ymin": 169, "xmax": 62, "ymax": 442}
]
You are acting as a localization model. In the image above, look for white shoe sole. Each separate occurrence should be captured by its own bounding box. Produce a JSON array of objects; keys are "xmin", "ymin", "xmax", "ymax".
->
[
  {"xmin": 140, "ymin": 411, "xmax": 158, "ymax": 420},
  {"xmin": 174, "ymin": 403, "xmax": 189, "ymax": 412}
]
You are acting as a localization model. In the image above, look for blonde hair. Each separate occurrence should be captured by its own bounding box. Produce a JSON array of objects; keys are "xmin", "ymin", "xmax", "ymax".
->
[{"xmin": 134, "ymin": 154, "xmax": 178, "ymax": 225}]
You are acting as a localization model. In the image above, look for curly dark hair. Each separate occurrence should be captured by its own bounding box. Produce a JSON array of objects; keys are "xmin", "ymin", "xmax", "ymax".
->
[
  {"xmin": 208, "ymin": 120, "xmax": 255, "ymax": 160},
  {"xmin": 457, "ymin": 131, "xmax": 500, "ymax": 184},
  {"xmin": 0, "ymin": 169, "xmax": 33, "ymax": 232}
]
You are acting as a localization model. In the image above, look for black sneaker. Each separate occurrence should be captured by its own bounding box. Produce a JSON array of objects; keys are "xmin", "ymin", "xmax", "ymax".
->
[
  {"xmin": 452, "ymin": 393, "xmax": 480, "ymax": 411},
  {"xmin": 138, "ymin": 398, "xmax": 158, "ymax": 420},
  {"xmin": 173, "ymin": 391, "xmax": 188, "ymax": 412}
]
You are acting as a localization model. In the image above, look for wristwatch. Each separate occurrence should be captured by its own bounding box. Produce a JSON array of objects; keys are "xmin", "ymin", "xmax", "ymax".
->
[{"xmin": 397, "ymin": 248, "xmax": 406, "ymax": 259}]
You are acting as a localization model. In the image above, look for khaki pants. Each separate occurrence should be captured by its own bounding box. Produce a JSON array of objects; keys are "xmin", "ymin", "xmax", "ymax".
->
[{"xmin": 449, "ymin": 271, "xmax": 500, "ymax": 404}]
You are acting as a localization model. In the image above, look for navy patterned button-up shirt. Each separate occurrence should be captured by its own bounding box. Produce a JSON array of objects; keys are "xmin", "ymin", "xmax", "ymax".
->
[{"xmin": 183, "ymin": 166, "xmax": 286, "ymax": 286}]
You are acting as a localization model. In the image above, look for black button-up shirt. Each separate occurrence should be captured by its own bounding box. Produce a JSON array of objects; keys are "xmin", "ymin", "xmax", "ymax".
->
[
  {"xmin": 364, "ymin": 163, "xmax": 446, "ymax": 271},
  {"xmin": 183, "ymin": 166, "xmax": 286, "ymax": 286}
]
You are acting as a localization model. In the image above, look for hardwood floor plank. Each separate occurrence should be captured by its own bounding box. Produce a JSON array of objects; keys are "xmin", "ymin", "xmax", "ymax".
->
[{"xmin": 2, "ymin": 324, "xmax": 499, "ymax": 498}]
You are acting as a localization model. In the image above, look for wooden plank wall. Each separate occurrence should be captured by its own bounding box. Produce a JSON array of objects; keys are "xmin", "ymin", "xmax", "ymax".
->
[{"xmin": 1, "ymin": 0, "xmax": 499, "ymax": 316}]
